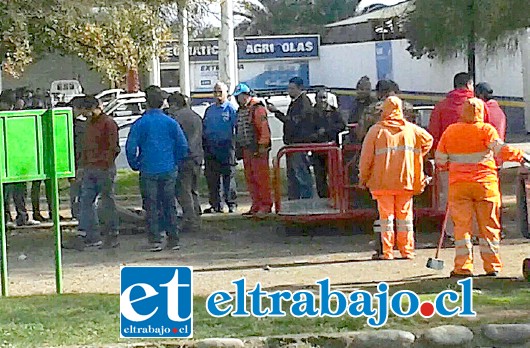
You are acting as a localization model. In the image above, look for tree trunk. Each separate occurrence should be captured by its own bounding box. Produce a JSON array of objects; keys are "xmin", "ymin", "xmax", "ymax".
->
[
  {"xmin": 126, "ymin": 68, "xmax": 140, "ymax": 93},
  {"xmin": 467, "ymin": 38, "xmax": 476, "ymax": 82},
  {"xmin": 467, "ymin": 0, "xmax": 476, "ymax": 82}
]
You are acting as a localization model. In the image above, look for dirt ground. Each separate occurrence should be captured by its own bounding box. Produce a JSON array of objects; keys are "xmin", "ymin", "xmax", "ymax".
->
[{"xmin": 3, "ymin": 189, "xmax": 530, "ymax": 297}]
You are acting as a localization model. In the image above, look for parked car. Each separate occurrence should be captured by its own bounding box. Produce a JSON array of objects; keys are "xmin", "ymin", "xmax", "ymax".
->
[
  {"xmin": 104, "ymin": 95, "xmax": 146, "ymax": 128},
  {"xmin": 95, "ymin": 89, "xmax": 125, "ymax": 107},
  {"xmin": 115, "ymin": 120, "xmax": 139, "ymax": 170}
]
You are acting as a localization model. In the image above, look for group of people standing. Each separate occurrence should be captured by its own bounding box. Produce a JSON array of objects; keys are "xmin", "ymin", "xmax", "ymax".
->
[
  {"xmin": 65, "ymin": 86, "xmax": 194, "ymax": 252},
  {"xmin": 2, "ymin": 71, "xmax": 526, "ymax": 277},
  {"xmin": 0, "ymin": 88, "xmax": 58, "ymax": 228},
  {"xmin": 199, "ymin": 78, "xmax": 349, "ymax": 218},
  {"xmin": 357, "ymin": 71, "xmax": 529, "ymax": 278}
]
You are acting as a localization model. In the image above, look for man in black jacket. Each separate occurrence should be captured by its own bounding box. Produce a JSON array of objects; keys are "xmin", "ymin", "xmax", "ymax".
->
[
  {"xmin": 167, "ymin": 92, "xmax": 203, "ymax": 232},
  {"xmin": 267, "ymin": 77, "xmax": 315, "ymax": 200},
  {"xmin": 308, "ymin": 89, "xmax": 346, "ymax": 198}
]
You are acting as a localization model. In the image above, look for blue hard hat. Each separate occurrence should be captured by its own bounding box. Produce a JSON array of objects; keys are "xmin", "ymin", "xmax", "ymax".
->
[{"xmin": 233, "ymin": 83, "xmax": 251, "ymax": 96}]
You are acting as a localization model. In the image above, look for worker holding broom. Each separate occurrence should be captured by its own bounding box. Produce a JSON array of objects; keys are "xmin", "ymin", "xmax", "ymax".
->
[
  {"xmin": 359, "ymin": 96, "xmax": 433, "ymax": 260},
  {"xmin": 435, "ymin": 98, "xmax": 530, "ymax": 277}
]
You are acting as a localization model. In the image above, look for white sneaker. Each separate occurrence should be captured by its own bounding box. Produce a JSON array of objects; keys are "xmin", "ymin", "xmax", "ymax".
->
[
  {"xmin": 26, "ymin": 220, "xmax": 41, "ymax": 226},
  {"xmin": 6, "ymin": 222, "xmax": 15, "ymax": 228}
]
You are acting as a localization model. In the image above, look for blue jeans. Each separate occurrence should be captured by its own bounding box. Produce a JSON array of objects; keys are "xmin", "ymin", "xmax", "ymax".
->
[
  {"xmin": 140, "ymin": 171, "xmax": 179, "ymax": 243},
  {"xmin": 69, "ymin": 177, "xmax": 82, "ymax": 219},
  {"xmin": 204, "ymin": 156, "xmax": 237, "ymax": 209},
  {"xmin": 286, "ymin": 152, "xmax": 314, "ymax": 200},
  {"xmin": 79, "ymin": 168, "xmax": 118, "ymax": 243}
]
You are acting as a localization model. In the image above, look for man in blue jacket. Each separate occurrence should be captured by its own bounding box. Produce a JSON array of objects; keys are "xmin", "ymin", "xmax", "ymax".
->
[
  {"xmin": 202, "ymin": 81, "xmax": 238, "ymax": 213},
  {"xmin": 126, "ymin": 86, "xmax": 189, "ymax": 252}
]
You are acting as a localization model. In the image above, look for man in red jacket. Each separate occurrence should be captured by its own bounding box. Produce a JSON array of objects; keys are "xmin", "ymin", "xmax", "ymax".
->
[
  {"xmin": 429, "ymin": 72, "xmax": 475, "ymax": 241},
  {"xmin": 429, "ymin": 72, "xmax": 476, "ymax": 149}
]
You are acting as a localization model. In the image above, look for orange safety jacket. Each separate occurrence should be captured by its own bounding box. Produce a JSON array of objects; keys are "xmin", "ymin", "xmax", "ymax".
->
[
  {"xmin": 359, "ymin": 96, "xmax": 433, "ymax": 195},
  {"xmin": 435, "ymin": 98, "xmax": 524, "ymax": 185}
]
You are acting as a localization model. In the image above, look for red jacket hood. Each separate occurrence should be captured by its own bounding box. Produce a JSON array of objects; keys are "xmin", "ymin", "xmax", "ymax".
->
[
  {"xmin": 429, "ymin": 88, "xmax": 479, "ymax": 148},
  {"xmin": 446, "ymin": 88, "xmax": 475, "ymax": 103}
]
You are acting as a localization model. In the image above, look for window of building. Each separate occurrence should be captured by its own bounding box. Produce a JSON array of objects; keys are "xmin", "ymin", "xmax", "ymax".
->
[{"xmin": 161, "ymin": 69, "xmax": 180, "ymax": 88}]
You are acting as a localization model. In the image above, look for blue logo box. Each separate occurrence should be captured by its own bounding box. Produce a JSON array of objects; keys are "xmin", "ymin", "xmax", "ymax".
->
[{"xmin": 120, "ymin": 266, "xmax": 193, "ymax": 339}]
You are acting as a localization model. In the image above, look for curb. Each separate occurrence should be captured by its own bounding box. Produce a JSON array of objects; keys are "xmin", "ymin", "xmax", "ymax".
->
[{"xmin": 54, "ymin": 323, "xmax": 530, "ymax": 348}]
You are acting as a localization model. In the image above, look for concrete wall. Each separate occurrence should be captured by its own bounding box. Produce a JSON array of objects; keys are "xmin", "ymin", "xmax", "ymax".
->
[
  {"xmin": 309, "ymin": 41, "xmax": 378, "ymax": 89},
  {"xmin": 1, "ymin": 53, "xmax": 109, "ymax": 94},
  {"xmin": 310, "ymin": 37, "xmax": 525, "ymax": 98}
]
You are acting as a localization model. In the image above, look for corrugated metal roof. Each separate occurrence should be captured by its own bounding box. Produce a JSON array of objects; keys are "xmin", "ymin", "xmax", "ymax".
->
[{"xmin": 325, "ymin": 0, "xmax": 412, "ymax": 28}]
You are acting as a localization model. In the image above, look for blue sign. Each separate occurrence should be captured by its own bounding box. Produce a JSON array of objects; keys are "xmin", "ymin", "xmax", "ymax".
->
[
  {"xmin": 120, "ymin": 266, "xmax": 193, "ymax": 339},
  {"xmin": 164, "ymin": 36, "xmax": 319, "ymax": 62},
  {"xmin": 375, "ymin": 41, "xmax": 393, "ymax": 81},
  {"xmin": 242, "ymin": 62, "xmax": 310, "ymax": 91}
]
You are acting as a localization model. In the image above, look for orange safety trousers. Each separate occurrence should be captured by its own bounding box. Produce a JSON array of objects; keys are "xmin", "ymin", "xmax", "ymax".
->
[
  {"xmin": 372, "ymin": 193, "xmax": 415, "ymax": 259},
  {"xmin": 449, "ymin": 182, "xmax": 502, "ymax": 275},
  {"xmin": 242, "ymin": 149, "xmax": 273, "ymax": 212}
]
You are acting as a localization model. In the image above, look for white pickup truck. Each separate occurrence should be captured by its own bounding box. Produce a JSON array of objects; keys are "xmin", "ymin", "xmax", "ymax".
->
[{"xmin": 50, "ymin": 80, "xmax": 84, "ymax": 106}]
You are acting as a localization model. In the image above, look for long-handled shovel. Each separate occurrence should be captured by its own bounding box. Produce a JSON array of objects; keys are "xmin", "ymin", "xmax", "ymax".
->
[{"xmin": 426, "ymin": 204, "xmax": 449, "ymax": 270}]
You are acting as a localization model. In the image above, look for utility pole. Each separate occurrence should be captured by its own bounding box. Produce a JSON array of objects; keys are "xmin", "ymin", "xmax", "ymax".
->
[
  {"xmin": 0, "ymin": 61, "xmax": 3, "ymax": 93},
  {"xmin": 149, "ymin": 27, "xmax": 161, "ymax": 87},
  {"xmin": 521, "ymin": 28, "xmax": 530, "ymax": 133},
  {"xmin": 179, "ymin": 5, "xmax": 191, "ymax": 96},
  {"xmin": 467, "ymin": 0, "xmax": 476, "ymax": 82},
  {"xmin": 219, "ymin": 0, "xmax": 237, "ymax": 93}
]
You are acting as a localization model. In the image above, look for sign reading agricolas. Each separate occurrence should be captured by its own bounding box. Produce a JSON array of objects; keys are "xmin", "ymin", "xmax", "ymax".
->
[
  {"xmin": 163, "ymin": 35, "xmax": 320, "ymax": 62},
  {"xmin": 120, "ymin": 267, "xmax": 476, "ymax": 339}
]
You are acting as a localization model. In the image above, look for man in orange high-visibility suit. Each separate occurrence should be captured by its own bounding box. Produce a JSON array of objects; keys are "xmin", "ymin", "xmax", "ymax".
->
[
  {"xmin": 359, "ymin": 96, "xmax": 433, "ymax": 260},
  {"xmin": 435, "ymin": 98, "xmax": 530, "ymax": 277},
  {"xmin": 233, "ymin": 83, "xmax": 273, "ymax": 217}
]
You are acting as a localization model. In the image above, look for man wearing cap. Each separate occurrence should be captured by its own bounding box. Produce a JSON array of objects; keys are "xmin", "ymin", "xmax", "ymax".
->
[
  {"xmin": 476, "ymin": 82, "xmax": 506, "ymax": 143},
  {"xmin": 349, "ymin": 76, "xmax": 376, "ymax": 130},
  {"xmin": 233, "ymin": 83, "xmax": 273, "ymax": 216}
]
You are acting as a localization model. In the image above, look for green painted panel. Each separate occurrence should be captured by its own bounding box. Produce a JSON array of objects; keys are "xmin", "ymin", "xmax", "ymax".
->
[
  {"xmin": 43, "ymin": 109, "xmax": 75, "ymax": 179},
  {"xmin": 0, "ymin": 111, "xmax": 45, "ymax": 182},
  {"xmin": 0, "ymin": 108, "xmax": 75, "ymax": 183}
]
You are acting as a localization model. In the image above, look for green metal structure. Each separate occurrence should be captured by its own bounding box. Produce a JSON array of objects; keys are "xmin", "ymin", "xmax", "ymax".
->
[{"xmin": 0, "ymin": 108, "xmax": 75, "ymax": 296}]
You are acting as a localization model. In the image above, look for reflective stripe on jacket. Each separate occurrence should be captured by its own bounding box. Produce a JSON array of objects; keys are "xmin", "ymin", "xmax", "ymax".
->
[
  {"xmin": 359, "ymin": 96, "xmax": 433, "ymax": 195},
  {"xmin": 435, "ymin": 98, "xmax": 523, "ymax": 184}
]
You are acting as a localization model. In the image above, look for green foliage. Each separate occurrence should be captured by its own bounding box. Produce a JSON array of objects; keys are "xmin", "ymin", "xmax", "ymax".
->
[
  {"xmin": 237, "ymin": 0, "xmax": 360, "ymax": 35},
  {"xmin": 405, "ymin": 0, "xmax": 530, "ymax": 60},
  {"xmin": 0, "ymin": 0, "xmax": 171, "ymax": 85},
  {"xmin": 44, "ymin": 1, "xmax": 172, "ymax": 86}
]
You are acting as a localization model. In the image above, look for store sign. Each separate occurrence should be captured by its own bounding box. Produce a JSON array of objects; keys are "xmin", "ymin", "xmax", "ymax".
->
[{"xmin": 164, "ymin": 36, "xmax": 319, "ymax": 62}]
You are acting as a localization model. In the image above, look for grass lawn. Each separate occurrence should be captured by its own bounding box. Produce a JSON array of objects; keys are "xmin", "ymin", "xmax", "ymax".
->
[
  {"xmin": 113, "ymin": 168, "xmax": 258, "ymax": 197},
  {"xmin": 1, "ymin": 278, "xmax": 529, "ymax": 347}
]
